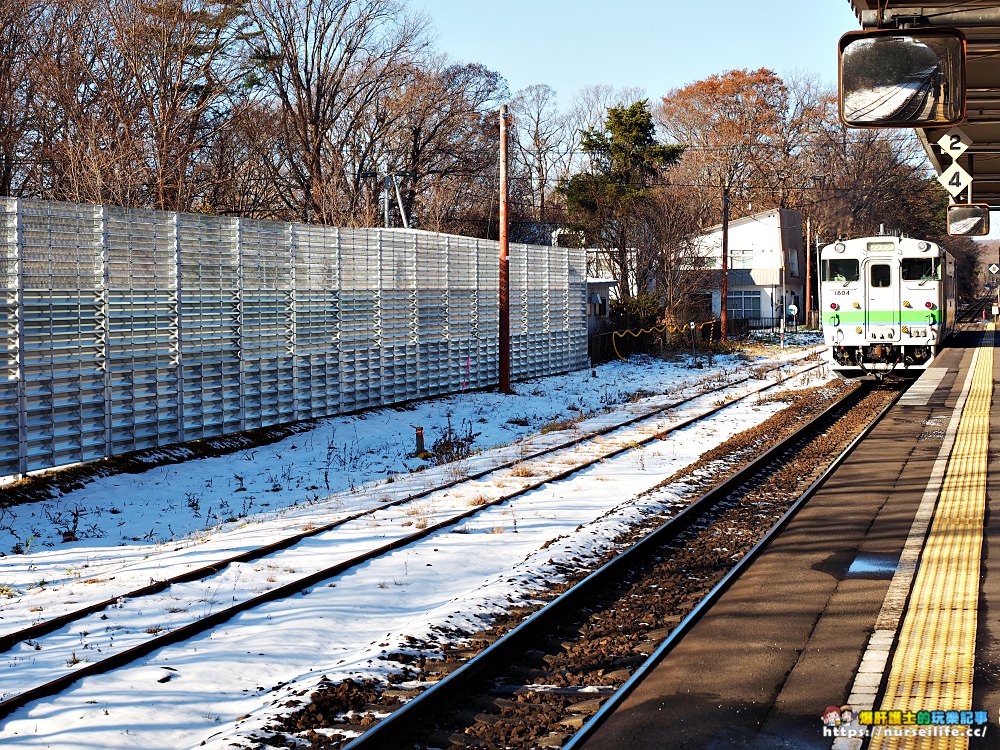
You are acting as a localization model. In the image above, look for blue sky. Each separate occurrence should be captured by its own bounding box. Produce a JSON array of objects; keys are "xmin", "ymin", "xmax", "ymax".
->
[{"xmin": 411, "ymin": 0, "xmax": 862, "ymax": 100}]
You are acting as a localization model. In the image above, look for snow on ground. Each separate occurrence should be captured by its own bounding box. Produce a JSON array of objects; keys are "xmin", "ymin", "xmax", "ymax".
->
[{"xmin": 0, "ymin": 333, "xmax": 828, "ymax": 749}]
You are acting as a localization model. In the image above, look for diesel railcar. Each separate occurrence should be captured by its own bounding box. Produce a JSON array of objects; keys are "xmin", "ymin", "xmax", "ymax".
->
[{"xmin": 820, "ymin": 236, "xmax": 955, "ymax": 377}]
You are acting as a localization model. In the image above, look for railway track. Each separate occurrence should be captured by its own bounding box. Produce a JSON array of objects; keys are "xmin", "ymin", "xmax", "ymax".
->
[
  {"xmin": 958, "ymin": 295, "xmax": 994, "ymax": 325},
  {"xmin": 844, "ymin": 69, "xmax": 935, "ymax": 123},
  {"xmin": 0, "ymin": 352, "xmax": 826, "ymax": 721},
  {"xmin": 267, "ymin": 381, "xmax": 902, "ymax": 750},
  {"xmin": 1, "ymin": 352, "xmax": 823, "ymax": 630}
]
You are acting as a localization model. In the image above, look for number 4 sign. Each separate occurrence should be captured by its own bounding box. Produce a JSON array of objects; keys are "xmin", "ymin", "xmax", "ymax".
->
[{"xmin": 939, "ymin": 162, "xmax": 972, "ymax": 198}]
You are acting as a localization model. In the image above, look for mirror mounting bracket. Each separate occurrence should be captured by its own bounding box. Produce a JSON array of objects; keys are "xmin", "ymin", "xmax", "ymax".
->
[{"xmin": 892, "ymin": 15, "xmax": 930, "ymax": 30}]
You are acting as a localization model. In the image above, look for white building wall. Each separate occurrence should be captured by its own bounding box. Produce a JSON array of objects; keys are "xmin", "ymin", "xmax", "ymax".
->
[{"xmin": 694, "ymin": 208, "xmax": 805, "ymax": 321}]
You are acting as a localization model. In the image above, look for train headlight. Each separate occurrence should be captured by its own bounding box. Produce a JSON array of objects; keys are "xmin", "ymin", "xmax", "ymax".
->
[
  {"xmin": 903, "ymin": 300, "xmax": 911, "ymax": 308},
  {"xmin": 902, "ymin": 326, "xmax": 910, "ymax": 334},
  {"xmin": 918, "ymin": 241, "xmax": 930, "ymax": 252},
  {"xmin": 852, "ymin": 302, "xmax": 861, "ymax": 309},
  {"xmin": 855, "ymin": 326, "xmax": 862, "ymax": 333},
  {"xmin": 834, "ymin": 242, "xmax": 846, "ymax": 253}
]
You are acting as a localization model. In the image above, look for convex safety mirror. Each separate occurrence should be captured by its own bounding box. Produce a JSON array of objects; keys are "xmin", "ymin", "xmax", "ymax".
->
[
  {"xmin": 839, "ymin": 28, "xmax": 966, "ymax": 127},
  {"xmin": 947, "ymin": 203, "xmax": 990, "ymax": 236}
]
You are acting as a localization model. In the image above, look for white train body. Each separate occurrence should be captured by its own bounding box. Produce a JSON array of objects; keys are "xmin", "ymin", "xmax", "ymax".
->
[{"xmin": 820, "ymin": 236, "xmax": 955, "ymax": 377}]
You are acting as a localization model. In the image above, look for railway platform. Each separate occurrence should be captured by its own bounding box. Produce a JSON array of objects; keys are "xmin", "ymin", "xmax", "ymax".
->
[{"xmin": 577, "ymin": 324, "xmax": 999, "ymax": 750}]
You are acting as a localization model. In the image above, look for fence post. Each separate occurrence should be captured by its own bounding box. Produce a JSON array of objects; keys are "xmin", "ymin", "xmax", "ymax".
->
[
  {"xmin": 288, "ymin": 222, "xmax": 299, "ymax": 422},
  {"xmin": 334, "ymin": 226, "xmax": 343, "ymax": 413},
  {"xmin": 689, "ymin": 321, "xmax": 700, "ymax": 367},
  {"xmin": 172, "ymin": 212, "xmax": 185, "ymax": 444},
  {"xmin": 97, "ymin": 204, "xmax": 113, "ymax": 458},
  {"xmin": 235, "ymin": 217, "xmax": 246, "ymax": 432},
  {"xmin": 13, "ymin": 199, "xmax": 26, "ymax": 476},
  {"xmin": 376, "ymin": 228, "xmax": 385, "ymax": 406}
]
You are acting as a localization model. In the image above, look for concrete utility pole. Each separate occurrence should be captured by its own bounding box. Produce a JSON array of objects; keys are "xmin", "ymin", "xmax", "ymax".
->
[
  {"xmin": 359, "ymin": 170, "xmax": 411, "ymax": 228},
  {"xmin": 499, "ymin": 105, "xmax": 512, "ymax": 394},
  {"xmin": 383, "ymin": 174, "xmax": 391, "ymax": 228},
  {"xmin": 720, "ymin": 186, "xmax": 729, "ymax": 342}
]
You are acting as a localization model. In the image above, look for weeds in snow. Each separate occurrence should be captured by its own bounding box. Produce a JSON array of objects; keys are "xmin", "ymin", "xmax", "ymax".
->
[
  {"xmin": 510, "ymin": 463, "xmax": 535, "ymax": 478},
  {"xmin": 430, "ymin": 415, "xmax": 480, "ymax": 465},
  {"xmin": 540, "ymin": 417, "xmax": 579, "ymax": 434}
]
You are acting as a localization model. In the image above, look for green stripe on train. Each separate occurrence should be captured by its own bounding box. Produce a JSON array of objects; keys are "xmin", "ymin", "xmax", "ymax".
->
[{"xmin": 824, "ymin": 310, "xmax": 940, "ymax": 325}]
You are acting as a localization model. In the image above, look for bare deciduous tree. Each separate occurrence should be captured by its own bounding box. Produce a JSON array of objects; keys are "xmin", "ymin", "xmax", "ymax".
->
[
  {"xmin": 247, "ymin": 0, "xmax": 429, "ymax": 224},
  {"xmin": 385, "ymin": 58, "xmax": 506, "ymax": 231},
  {"xmin": 510, "ymin": 83, "xmax": 569, "ymax": 222},
  {"xmin": 103, "ymin": 0, "xmax": 253, "ymax": 211},
  {"xmin": 0, "ymin": 0, "xmax": 47, "ymax": 196}
]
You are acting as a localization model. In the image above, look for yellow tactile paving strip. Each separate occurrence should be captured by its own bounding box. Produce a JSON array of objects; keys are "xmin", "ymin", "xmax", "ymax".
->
[{"xmin": 868, "ymin": 329, "xmax": 994, "ymax": 750}]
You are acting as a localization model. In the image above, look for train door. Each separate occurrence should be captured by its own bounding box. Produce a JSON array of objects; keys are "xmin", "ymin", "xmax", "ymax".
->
[{"xmin": 864, "ymin": 258, "xmax": 900, "ymax": 337}]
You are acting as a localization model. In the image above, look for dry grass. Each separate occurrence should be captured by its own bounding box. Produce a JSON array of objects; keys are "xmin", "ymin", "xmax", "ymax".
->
[
  {"xmin": 540, "ymin": 417, "xmax": 580, "ymax": 434},
  {"xmin": 510, "ymin": 463, "xmax": 535, "ymax": 477}
]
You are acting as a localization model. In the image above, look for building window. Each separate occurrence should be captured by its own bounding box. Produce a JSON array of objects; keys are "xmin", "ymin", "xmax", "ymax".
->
[
  {"xmin": 727, "ymin": 290, "xmax": 761, "ymax": 319},
  {"xmin": 730, "ymin": 248, "xmax": 753, "ymax": 269},
  {"xmin": 787, "ymin": 247, "xmax": 800, "ymax": 277}
]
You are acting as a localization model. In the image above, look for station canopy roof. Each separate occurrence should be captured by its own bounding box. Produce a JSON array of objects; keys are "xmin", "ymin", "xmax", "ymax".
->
[{"xmin": 846, "ymin": 1, "xmax": 1000, "ymax": 206}]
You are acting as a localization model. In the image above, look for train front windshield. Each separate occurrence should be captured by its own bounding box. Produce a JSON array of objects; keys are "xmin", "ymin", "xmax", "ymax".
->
[
  {"xmin": 823, "ymin": 258, "xmax": 860, "ymax": 282},
  {"xmin": 901, "ymin": 257, "xmax": 940, "ymax": 280}
]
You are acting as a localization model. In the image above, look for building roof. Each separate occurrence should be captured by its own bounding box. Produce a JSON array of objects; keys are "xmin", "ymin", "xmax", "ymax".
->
[{"xmin": 699, "ymin": 207, "xmax": 795, "ymax": 237}]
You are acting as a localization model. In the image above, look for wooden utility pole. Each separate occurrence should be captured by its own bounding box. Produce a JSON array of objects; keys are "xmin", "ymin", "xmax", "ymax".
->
[
  {"xmin": 805, "ymin": 216, "xmax": 812, "ymax": 324},
  {"xmin": 720, "ymin": 186, "xmax": 729, "ymax": 342},
  {"xmin": 499, "ymin": 105, "xmax": 512, "ymax": 394}
]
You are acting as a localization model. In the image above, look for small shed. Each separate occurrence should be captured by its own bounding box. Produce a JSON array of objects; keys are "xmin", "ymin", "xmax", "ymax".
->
[{"xmin": 587, "ymin": 278, "xmax": 617, "ymax": 334}]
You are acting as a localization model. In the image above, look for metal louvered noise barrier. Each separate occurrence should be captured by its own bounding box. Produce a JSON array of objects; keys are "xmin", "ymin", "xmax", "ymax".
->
[{"xmin": 0, "ymin": 198, "xmax": 588, "ymax": 476}]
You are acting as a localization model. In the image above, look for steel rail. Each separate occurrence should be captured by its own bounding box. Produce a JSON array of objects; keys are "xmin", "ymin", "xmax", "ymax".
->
[
  {"xmin": 563, "ymin": 383, "xmax": 901, "ymax": 749},
  {"xmin": 0, "ymin": 354, "xmax": 821, "ymax": 654},
  {"xmin": 0, "ymin": 358, "xmax": 825, "ymax": 720},
  {"xmin": 957, "ymin": 296, "xmax": 993, "ymax": 325},
  {"xmin": 341, "ymin": 382, "xmax": 896, "ymax": 750},
  {"xmin": 0, "ymin": 354, "xmax": 818, "ymax": 656}
]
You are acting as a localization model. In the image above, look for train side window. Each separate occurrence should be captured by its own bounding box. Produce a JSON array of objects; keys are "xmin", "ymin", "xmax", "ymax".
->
[
  {"xmin": 823, "ymin": 258, "xmax": 859, "ymax": 282},
  {"xmin": 902, "ymin": 258, "xmax": 938, "ymax": 280},
  {"xmin": 870, "ymin": 264, "xmax": 891, "ymax": 288}
]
